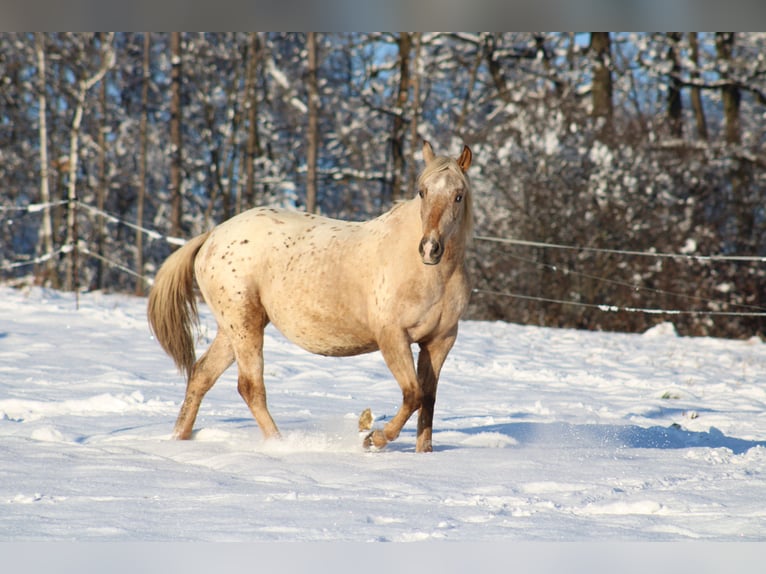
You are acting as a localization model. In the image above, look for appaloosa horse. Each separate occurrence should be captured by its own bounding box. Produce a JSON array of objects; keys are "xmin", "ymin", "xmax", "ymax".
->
[{"xmin": 147, "ymin": 141, "xmax": 473, "ymax": 452}]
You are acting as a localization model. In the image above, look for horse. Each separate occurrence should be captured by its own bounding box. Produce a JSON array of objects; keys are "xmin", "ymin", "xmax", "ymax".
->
[{"xmin": 147, "ymin": 141, "xmax": 473, "ymax": 452}]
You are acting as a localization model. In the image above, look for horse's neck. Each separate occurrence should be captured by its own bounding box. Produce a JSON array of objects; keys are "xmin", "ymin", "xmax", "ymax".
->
[{"xmin": 443, "ymin": 240, "xmax": 468, "ymax": 277}]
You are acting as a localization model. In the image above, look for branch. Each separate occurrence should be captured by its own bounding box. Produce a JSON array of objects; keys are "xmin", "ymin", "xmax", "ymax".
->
[{"xmin": 81, "ymin": 33, "xmax": 115, "ymax": 94}]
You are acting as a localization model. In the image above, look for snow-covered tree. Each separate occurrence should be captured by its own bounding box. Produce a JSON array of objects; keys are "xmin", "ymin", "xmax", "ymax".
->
[{"xmin": 1, "ymin": 32, "xmax": 764, "ymax": 338}]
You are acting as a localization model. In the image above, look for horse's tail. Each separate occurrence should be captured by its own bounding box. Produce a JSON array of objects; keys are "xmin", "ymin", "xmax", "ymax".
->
[{"xmin": 147, "ymin": 232, "xmax": 211, "ymax": 379}]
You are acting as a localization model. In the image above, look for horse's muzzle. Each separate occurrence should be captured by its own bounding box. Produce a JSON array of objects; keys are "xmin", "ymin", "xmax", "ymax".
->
[{"xmin": 419, "ymin": 236, "xmax": 443, "ymax": 265}]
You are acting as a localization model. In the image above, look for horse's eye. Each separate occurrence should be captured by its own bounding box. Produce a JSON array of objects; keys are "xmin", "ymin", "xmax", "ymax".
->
[
  {"xmin": 455, "ymin": 194, "xmax": 463, "ymax": 203},
  {"xmin": 418, "ymin": 189, "xmax": 424, "ymax": 198}
]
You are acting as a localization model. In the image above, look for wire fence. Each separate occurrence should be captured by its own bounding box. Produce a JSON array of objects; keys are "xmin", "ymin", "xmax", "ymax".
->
[{"xmin": 3, "ymin": 199, "xmax": 765, "ymax": 319}]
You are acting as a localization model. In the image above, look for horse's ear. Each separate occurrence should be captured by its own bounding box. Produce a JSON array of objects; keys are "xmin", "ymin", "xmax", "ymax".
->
[
  {"xmin": 457, "ymin": 145, "xmax": 472, "ymax": 173},
  {"xmin": 422, "ymin": 140, "xmax": 436, "ymax": 164}
]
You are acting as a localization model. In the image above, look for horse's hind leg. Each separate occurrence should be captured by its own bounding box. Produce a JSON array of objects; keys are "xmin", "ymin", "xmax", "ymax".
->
[
  {"xmin": 173, "ymin": 333, "xmax": 235, "ymax": 439},
  {"xmin": 232, "ymin": 310, "xmax": 280, "ymax": 439}
]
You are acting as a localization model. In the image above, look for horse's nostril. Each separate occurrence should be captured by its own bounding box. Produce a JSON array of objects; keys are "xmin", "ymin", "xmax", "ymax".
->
[{"xmin": 419, "ymin": 237, "xmax": 443, "ymax": 264}]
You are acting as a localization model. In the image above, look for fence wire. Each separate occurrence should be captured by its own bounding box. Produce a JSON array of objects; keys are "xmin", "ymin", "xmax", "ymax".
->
[{"xmin": 3, "ymin": 200, "xmax": 765, "ymax": 318}]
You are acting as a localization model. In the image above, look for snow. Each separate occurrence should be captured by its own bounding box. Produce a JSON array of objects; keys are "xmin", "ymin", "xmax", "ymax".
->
[{"xmin": 2, "ymin": 286, "xmax": 766, "ymax": 543}]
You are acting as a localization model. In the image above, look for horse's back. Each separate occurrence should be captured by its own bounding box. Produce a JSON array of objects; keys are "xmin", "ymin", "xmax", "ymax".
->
[
  {"xmin": 194, "ymin": 203, "xmax": 467, "ymax": 358},
  {"xmin": 195, "ymin": 206, "xmax": 384, "ymax": 356}
]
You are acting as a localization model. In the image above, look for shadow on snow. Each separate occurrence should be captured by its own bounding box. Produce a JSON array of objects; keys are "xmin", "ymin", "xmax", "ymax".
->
[{"xmin": 446, "ymin": 420, "xmax": 766, "ymax": 455}]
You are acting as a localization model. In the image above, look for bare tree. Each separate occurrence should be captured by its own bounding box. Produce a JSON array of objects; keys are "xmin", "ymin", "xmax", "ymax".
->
[
  {"xmin": 241, "ymin": 33, "xmax": 263, "ymax": 213},
  {"xmin": 715, "ymin": 32, "xmax": 741, "ymax": 145},
  {"xmin": 407, "ymin": 33, "xmax": 423, "ymax": 194},
  {"xmin": 34, "ymin": 33, "xmax": 56, "ymax": 287},
  {"xmin": 456, "ymin": 36, "xmax": 483, "ymax": 135},
  {"xmin": 169, "ymin": 32, "xmax": 183, "ymax": 239},
  {"xmin": 666, "ymin": 32, "xmax": 684, "ymax": 138},
  {"xmin": 590, "ymin": 32, "xmax": 613, "ymax": 137},
  {"xmin": 688, "ymin": 32, "xmax": 709, "ymax": 141},
  {"xmin": 391, "ymin": 32, "xmax": 412, "ymax": 202},
  {"xmin": 483, "ymin": 33, "xmax": 512, "ymax": 104},
  {"xmin": 94, "ymin": 31, "xmax": 110, "ymax": 290},
  {"xmin": 306, "ymin": 32, "xmax": 319, "ymax": 213},
  {"xmin": 135, "ymin": 32, "xmax": 151, "ymax": 296},
  {"xmin": 63, "ymin": 33, "xmax": 114, "ymax": 302}
]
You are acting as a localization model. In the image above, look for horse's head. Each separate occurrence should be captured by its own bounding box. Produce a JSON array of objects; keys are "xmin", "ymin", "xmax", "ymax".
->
[{"xmin": 417, "ymin": 141, "xmax": 473, "ymax": 265}]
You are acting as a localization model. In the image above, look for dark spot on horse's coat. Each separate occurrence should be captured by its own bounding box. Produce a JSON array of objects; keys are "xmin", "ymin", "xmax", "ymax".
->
[{"xmin": 240, "ymin": 239, "xmax": 249, "ymax": 244}]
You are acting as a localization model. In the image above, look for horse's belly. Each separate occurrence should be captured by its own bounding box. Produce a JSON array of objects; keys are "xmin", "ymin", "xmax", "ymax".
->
[
  {"xmin": 292, "ymin": 331, "xmax": 379, "ymax": 357},
  {"xmin": 272, "ymin": 315, "xmax": 379, "ymax": 357},
  {"xmin": 262, "ymin": 282, "xmax": 379, "ymax": 357}
]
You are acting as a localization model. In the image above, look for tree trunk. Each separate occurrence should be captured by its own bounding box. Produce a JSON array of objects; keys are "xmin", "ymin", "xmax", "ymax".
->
[
  {"xmin": 688, "ymin": 32, "xmax": 708, "ymax": 141},
  {"xmin": 456, "ymin": 37, "xmax": 483, "ymax": 135},
  {"xmin": 64, "ymin": 35, "xmax": 114, "ymax": 305},
  {"xmin": 407, "ymin": 33, "xmax": 423, "ymax": 194},
  {"xmin": 169, "ymin": 32, "xmax": 183, "ymax": 239},
  {"xmin": 715, "ymin": 32, "xmax": 741, "ymax": 145},
  {"xmin": 34, "ymin": 33, "xmax": 56, "ymax": 287},
  {"xmin": 94, "ymin": 32, "xmax": 109, "ymax": 291},
  {"xmin": 666, "ymin": 32, "xmax": 683, "ymax": 139},
  {"xmin": 306, "ymin": 32, "xmax": 319, "ymax": 214},
  {"xmin": 391, "ymin": 32, "xmax": 411, "ymax": 202},
  {"xmin": 483, "ymin": 33, "xmax": 511, "ymax": 104},
  {"xmin": 64, "ymin": 89, "xmax": 84, "ymax": 301},
  {"xmin": 242, "ymin": 33, "xmax": 263, "ymax": 213},
  {"xmin": 135, "ymin": 32, "xmax": 151, "ymax": 296},
  {"xmin": 715, "ymin": 33, "xmax": 750, "ymax": 254},
  {"xmin": 590, "ymin": 32, "xmax": 613, "ymax": 138}
]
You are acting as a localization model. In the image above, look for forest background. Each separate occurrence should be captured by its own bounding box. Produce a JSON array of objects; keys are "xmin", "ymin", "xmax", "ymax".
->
[{"xmin": 1, "ymin": 32, "xmax": 765, "ymax": 338}]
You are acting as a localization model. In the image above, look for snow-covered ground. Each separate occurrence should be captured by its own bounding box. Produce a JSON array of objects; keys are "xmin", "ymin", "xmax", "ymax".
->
[{"xmin": 2, "ymin": 285, "xmax": 766, "ymax": 542}]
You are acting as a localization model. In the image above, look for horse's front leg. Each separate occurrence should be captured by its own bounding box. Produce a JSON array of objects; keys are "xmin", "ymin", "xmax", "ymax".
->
[
  {"xmin": 364, "ymin": 330, "xmax": 422, "ymax": 451},
  {"xmin": 415, "ymin": 328, "xmax": 458, "ymax": 453}
]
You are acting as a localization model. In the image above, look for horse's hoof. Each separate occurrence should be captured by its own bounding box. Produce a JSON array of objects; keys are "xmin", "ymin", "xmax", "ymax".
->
[
  {"xmin": 358, "ymin": 408, "xmax": 373, "ymax": 432},
  {"xmin": 363, "ymin": 430, "xmax": 387, "ymax": 451},
  {"xmin": 416, "ymin": 439, "xmax": 433, "ymax": 453}
]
